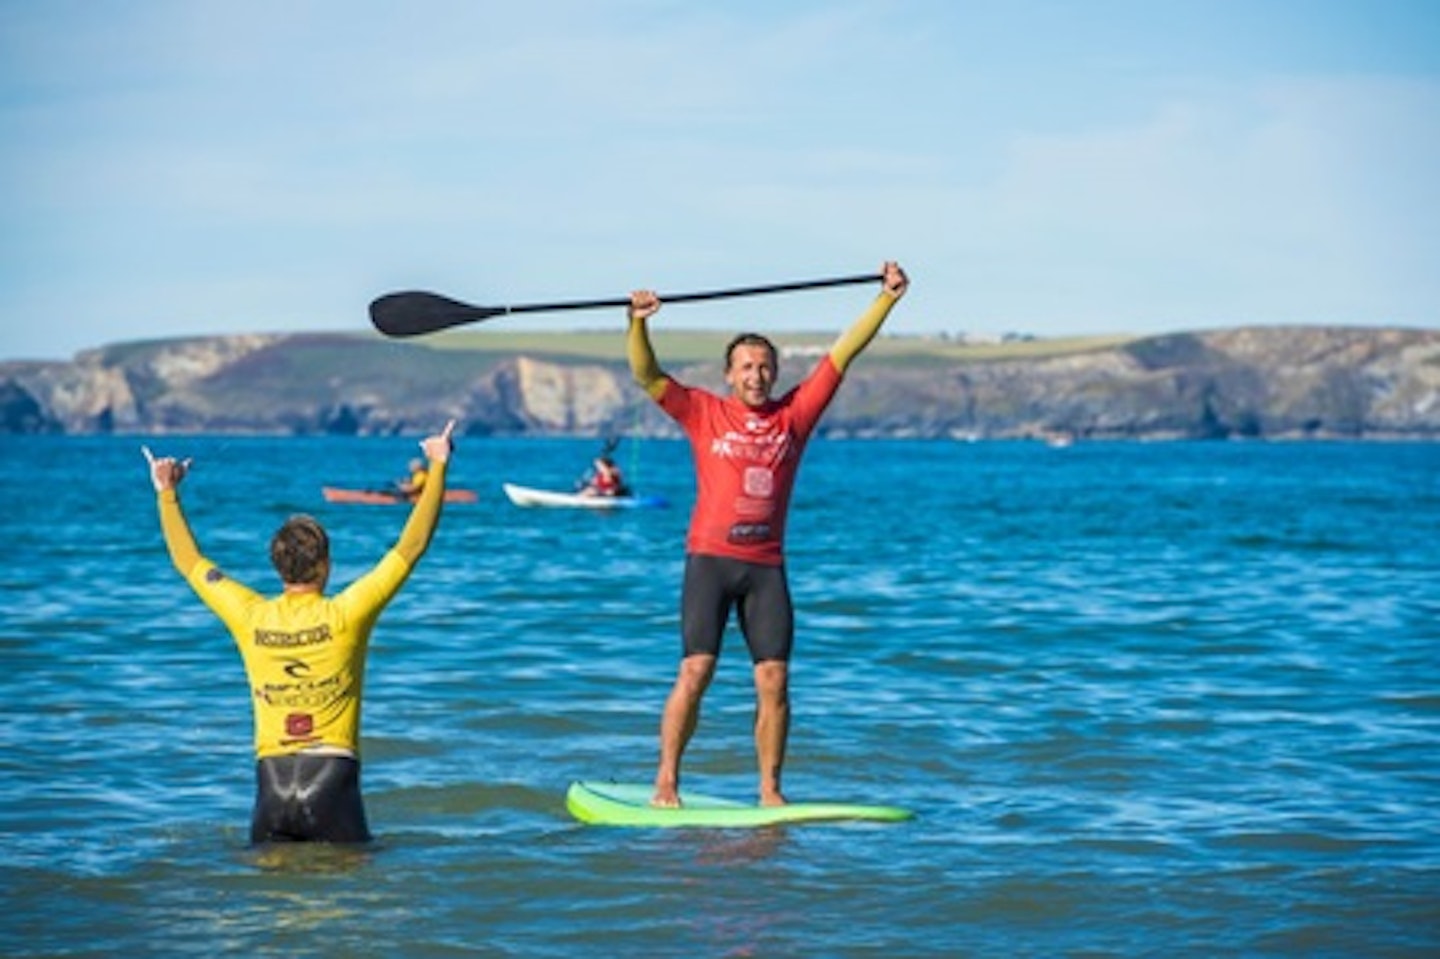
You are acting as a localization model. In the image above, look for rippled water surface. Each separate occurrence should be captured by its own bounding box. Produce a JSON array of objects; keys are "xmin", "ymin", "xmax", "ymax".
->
[{"xmin": 1, "ymin": 436, "xmax": 1437, "ymax": 957}]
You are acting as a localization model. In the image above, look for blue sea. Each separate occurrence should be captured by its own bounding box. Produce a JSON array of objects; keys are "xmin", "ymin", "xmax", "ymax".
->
[{"xmin": 1, "ymin": 435, "xmax": 1436, "ymax": 957}]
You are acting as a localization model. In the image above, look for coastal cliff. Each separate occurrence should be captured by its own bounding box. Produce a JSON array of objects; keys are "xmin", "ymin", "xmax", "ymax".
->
[{"xmin": 2, "ymin": 326, "xmax": 1437, "ymax": 439}]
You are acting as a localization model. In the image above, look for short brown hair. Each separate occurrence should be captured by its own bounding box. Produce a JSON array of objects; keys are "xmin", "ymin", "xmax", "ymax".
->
[
  {"xmin": 270, "ymin": 515, "xmax": 329, "ymax": 585},
  {"xmin": 725, "ymin": 332, "xmax": 778, "ymax": 373}
]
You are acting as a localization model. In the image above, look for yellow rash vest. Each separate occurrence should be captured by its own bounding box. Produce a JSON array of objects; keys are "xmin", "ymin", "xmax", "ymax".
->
[{"xmin": 156, "ymin": 462, "xmax": 446, "ymax": 759}]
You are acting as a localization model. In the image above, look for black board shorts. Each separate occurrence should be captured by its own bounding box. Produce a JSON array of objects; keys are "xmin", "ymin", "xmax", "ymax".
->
[
  {"xmin": 681, "ymin": 553, "xmax": 794, "ymax": 663},
  {"xmin": 251, "ymin": 754, "xmax": 371, "ymax": 844}
]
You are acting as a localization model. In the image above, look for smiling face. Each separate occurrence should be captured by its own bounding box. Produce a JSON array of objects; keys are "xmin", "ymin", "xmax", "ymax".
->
[{"xmin": 725, "ymin": 339, "xmax": 778, "ymax": 408}]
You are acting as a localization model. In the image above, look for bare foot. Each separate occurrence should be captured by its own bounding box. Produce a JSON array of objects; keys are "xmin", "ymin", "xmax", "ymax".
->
[
  {"xmin": 651, "ymin": 784, "xmax": 681, "ymax": 808},
  {"xmin": 759, "ymin": 790, "xmax": 787, "ymax": 807}
]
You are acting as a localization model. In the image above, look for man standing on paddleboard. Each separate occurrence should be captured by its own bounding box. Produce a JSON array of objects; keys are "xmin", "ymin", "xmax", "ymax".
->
[
  {"xmin": 627, "ymin": 261, "xmax": 909, "ymax": 807},
  {"xmin": 144, "ymin": 420, "xmax": 456, "ymax": 842}
]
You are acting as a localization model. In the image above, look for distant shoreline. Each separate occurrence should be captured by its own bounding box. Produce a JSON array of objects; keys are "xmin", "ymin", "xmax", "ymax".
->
[{"xmin": 2, "ymin": 325, "xmax": 1437, "ymax": 440}]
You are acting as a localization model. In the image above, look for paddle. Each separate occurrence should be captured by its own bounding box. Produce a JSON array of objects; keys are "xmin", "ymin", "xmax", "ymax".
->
[{"xmin": 369, "ymin": 271, "xmax": 882, "ymax": 338}]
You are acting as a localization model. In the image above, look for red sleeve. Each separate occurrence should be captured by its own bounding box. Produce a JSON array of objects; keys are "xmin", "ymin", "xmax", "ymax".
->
[
  {"xmin": 656, "ymin": 375, "xmax": 692, "ymax": 422},
  {"xmin": 787, "ymin": 355, "xmax": 842, "ymax": 439}
]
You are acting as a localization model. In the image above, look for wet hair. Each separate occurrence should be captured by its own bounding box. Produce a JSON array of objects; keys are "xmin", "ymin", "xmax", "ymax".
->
[
  {"xmin": 270, "ymin": 515, "xmax": 330, "ymax": 585},
  {"xmin": 724, "ymin": 332, "xmax": 778, "ymax": 374}
]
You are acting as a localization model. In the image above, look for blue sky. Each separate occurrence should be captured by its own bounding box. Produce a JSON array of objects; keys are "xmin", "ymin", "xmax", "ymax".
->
[{"xmin": 2, "ymin": 0, "xmax": 1437, "ymax": 360}]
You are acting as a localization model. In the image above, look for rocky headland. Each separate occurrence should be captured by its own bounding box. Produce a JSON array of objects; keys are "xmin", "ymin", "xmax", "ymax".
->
[{"xmin": 2, "ymin": 326, "xmax": 1437, "ymax": 440}]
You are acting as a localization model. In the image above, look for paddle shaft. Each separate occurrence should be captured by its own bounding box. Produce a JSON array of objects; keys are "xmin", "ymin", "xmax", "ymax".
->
[{"xmin": 370, "ymin": 271, "xmax": 882, "ymax": 338}]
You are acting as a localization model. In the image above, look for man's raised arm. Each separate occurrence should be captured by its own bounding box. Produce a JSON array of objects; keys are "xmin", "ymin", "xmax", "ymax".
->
[
  {"xmin": 393, "ymin": 420, "xmax": 456, "ymax": 566},
  {"xmin": 627, "ymin": 289, "xmax": 668, "ymax": 400},
  {"xmin": 829, "ymin": 261, "xmax": 909, "ymax": 374}
]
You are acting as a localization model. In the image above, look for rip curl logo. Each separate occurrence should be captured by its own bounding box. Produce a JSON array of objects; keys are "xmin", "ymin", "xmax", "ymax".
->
[{"xmin": 744, "ymin": 416, "xmax": 771, "ymax": 433}]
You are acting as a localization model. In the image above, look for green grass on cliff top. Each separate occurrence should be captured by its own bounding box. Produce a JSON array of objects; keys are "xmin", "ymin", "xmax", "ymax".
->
[{"xmin": 416, "ymin": 328, "xmax": 1136, "ymax": 366}]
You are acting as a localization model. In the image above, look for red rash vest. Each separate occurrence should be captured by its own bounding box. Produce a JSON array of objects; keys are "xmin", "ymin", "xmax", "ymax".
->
[{"xmin": 656, "ymin": 355, "xmax": 842, "ymax": 566}]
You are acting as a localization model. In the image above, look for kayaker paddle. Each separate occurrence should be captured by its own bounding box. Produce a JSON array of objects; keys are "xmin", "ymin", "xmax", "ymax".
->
[{"xmin": 369, "ymin": 272, "xmax": 881, "ymax": 338}]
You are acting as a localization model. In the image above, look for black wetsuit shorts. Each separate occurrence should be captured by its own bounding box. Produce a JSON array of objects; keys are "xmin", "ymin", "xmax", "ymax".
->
[
  {"xmin": 251, "ymin": 754, "xmax": 371, "ymax": 844},
  {"xmin": 681, "ymin": 553, "xmax": 794, "ymax": 663}
]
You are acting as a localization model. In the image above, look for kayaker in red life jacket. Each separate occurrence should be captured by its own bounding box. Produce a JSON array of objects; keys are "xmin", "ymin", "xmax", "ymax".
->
[{"xmin": 578, "ymin": 456, "xmax": 629, "ymax": 498}]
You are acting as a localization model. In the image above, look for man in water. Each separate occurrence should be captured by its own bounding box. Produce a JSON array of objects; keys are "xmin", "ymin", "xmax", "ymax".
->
[
  {"xmin": 144, "ymin": 421, "xmax": 456, "ymax": 842},
  {"xmin": 627, "ymin": 261, "xmax": 909, "ymax": 807}
]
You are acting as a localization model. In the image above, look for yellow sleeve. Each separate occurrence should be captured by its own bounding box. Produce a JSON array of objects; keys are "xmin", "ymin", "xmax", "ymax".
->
[
  {"xmin": 159, "ymin": 490, "xmax": 265, "ymax": 627},
  {"xmin": 627, "ymin": 316, "xmax": 669, "ymax": 400},
  {"xmin": 828, "ymin": 291, "xmax": 901, "ymax": 374},
  {"xmin": 157, "ymin": 489, "xmax": 203, "ymax": 577},
  {"xmin": 335, "ymin": 550, "xmax": 412, "ymax": 630},
  {"xmin": 185, "ymin": 558, "xmax": 266, "ymax": 629},
  {"xmin": 332, "ymin": 459, "xmax": 448, "ymax": 628},
  {"xmin": 393, "ymin": 460, "xmax": 447, "ymax": 566}
]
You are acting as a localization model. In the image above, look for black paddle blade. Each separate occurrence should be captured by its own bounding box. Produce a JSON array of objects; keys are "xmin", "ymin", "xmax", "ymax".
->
[{"xmin": 369, "ymin": 292, "xmax": 506, "ymax": 337}]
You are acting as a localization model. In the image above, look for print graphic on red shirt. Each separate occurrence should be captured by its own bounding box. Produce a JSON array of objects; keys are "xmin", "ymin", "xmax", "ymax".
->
[{"xmin": 658, "ymin": 357, "xmax": 842, "ymax": 565}]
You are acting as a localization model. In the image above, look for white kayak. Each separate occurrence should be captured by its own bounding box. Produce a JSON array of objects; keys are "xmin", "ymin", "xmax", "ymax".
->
[{"xmin": 501, "ymin": 483, "xmax": 668, "ymax": 510}]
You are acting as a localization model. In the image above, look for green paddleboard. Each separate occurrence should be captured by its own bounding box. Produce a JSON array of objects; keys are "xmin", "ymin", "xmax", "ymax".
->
[{"xmin": 565, "ymin": 781, "xmax": 913, "ymax": 828}]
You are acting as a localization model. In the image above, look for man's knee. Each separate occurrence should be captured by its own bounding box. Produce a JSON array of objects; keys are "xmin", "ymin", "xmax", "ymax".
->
[
  {"xmin": 753, "ymin": 660, "xmax": 789, "ymax": 701},
  {"xmin": 676, "ymin": 654, "xmax": 717, "ymax": 695}
]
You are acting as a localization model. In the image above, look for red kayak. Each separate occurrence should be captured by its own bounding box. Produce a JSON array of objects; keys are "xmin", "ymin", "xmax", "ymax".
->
[{"xmin": 321, "ymin": 486, "xmax": 479, "ymax": 505}]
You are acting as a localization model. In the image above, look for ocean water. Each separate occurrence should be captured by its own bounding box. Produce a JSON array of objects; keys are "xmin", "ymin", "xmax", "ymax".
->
[{"xmin": 0, "ymin": 435, "xmax": 1436, "ymax": 958}]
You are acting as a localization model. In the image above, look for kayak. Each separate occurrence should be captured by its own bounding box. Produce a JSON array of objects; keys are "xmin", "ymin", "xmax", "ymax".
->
[
  {"xmin": 502, "ymin": 483, "xmax": 667, "ymax": 510},
  {"xmin": 321, "ymin": 486, "xmax": 479, "ymax": 505}
]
